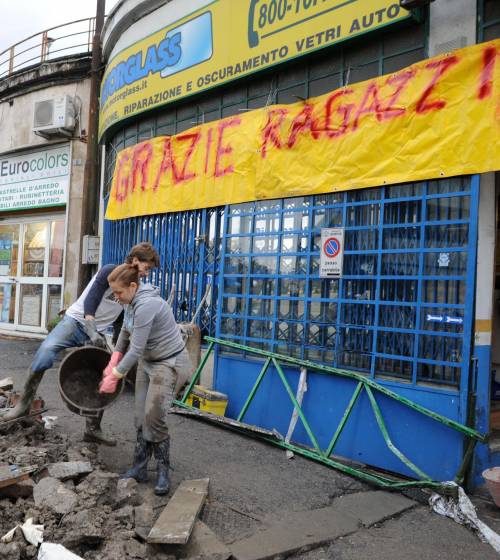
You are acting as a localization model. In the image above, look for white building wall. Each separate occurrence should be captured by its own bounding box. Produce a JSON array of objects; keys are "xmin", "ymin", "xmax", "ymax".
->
[{"xmin": 0, "ymin": 79, "xmax": 91, "ymax": 307}]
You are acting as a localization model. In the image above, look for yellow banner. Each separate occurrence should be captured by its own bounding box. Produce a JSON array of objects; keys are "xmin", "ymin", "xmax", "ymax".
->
[
  {"xmin": 99, "ymin": 0, "xmax": 411, "ymax": 137},
  {"xmin": 106, "ymin": 39, "xmax": 500, "ymax": 221}
]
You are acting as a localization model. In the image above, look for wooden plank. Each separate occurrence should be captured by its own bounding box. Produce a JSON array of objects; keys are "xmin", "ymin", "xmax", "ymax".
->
[
  {"xmin": 0, "ymin": 408, "xmax": 48, "ymax": 426},
  {"xmin": 0, "ymin": 465, "xmax": 36, "ymax": 490},
  {"xmin": 147, "ymin": 478, "xmax": 209, "ymax": 545},
  {"xmin": 172, "ymin": 406, "xmax": 283, "ymax": 440}
]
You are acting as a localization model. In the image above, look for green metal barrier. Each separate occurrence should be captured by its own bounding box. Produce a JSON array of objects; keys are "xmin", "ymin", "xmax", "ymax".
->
[{"xmin": 174, "ymin": 337, "xmax": 487, "ymax": 493}]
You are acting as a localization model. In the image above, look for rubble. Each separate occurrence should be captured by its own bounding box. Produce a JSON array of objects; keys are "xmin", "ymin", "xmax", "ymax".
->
[
  {"xmin": 0, "ymin": 418, "xmax": 156, "ymax": 560},
  {"xmin": 33, "ymin": 477, "xmax": 78, "ymax": 515},
  {"xmin": 43, "ymin": 461, "xmax": 93, "ymax": 481},
  {"xmin": 134, "ymin": 503, "xmax": 154, "ymax": 537},
  {"xmin": 116, "ymin": 477, "xmax": 142, "ymax": 507}
]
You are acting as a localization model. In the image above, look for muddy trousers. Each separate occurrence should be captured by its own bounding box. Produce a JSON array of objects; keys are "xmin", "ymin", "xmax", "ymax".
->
[
  {"xmin": 134, "ymin": 348, "xmax": 193, "ymax": 443},
  {"xmin": 132, "ymin": 349, "xmax": 192, "ymax": 494}
]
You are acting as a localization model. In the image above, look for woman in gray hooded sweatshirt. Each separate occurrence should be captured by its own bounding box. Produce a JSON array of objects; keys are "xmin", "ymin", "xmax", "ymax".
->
[{"xmin": 99, "ymin": 263, "xmax": 192, "ymax": 495}]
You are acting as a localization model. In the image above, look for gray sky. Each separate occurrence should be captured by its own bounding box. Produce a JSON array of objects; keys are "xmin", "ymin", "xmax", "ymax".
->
[{"xmin": 0, "ymin": 0, "xmax": 120, "ymax": 54}]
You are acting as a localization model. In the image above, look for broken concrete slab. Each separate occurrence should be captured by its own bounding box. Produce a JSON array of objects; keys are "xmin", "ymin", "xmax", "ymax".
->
[
  {"xmin": 124, "ymin": 538, "xmax": 148, "ymax": 558},
  {"xmin": 333, "ymin": 490, "xmax": 415, "ymax": 527},
  {"xmin": 60, "ymin": 508, "xmax": 108, "ymax": 547},
  {"xmin": 230, "ymin": 491, "xmax": 416, "ymax": 560},
  {"xmin": 116, "ymin": 477, "xmax": 142, "ymax": 507},
  {"xmin": 135, "ymin": 503, "xmax": 154, "ymax": 538},
  {"xmin": 4, "ymin": 446, "xmax": 50, "ymax": 468},
  {"xmin": 44, "ymin": 461, "xmax": 93, "ymax": 481},
  {"xmin": 147, "ymin": 478, "xmax": 209, "ymax": 544},
  {"xmin": 112, "ymin": 505, "xmax": 134, "ymax": 528},
  {"xmin": 33, "ymin": 477, "xmax": 78, "ymax": 515},
  {"xmin": 166, "ymin": 520, "xmax": 231, "ymax": 560}
]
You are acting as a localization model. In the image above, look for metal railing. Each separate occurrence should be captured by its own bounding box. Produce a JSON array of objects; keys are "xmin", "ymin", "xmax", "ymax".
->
[
  {"xmin": 175, "ymin": 337, "xmax": 487, "ymax": 494},
  {"xmin": 0, "ymin": 18, "xmax": 96, "ymax": 79}
]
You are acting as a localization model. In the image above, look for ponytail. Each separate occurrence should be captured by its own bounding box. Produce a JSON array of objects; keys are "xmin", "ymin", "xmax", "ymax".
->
[{"xmin": 107, "ymin": 263, "xmax": 140, "ymax": 286}]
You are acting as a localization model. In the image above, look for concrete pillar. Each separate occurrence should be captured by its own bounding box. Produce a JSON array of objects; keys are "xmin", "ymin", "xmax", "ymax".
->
[
  {"xmin": 475, "ymin": 173, "xmax": 496, "ymax": 353},
  {"xmin": 471, "ymin": 172, "xmax": 497, "ymax": 488},
  {"xmin": 64, "ymin": 139, "xmax": 86, "ymax": 307},
  {"xmin": 428, "ymin": 0, "xmax": 477, "ymax": 56}
]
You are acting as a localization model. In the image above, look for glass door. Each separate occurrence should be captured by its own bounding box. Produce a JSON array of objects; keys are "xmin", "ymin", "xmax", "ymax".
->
[
  {"xmin": 0, "ymin": 224, "xmax": 19, "ymax": 327},
  {"xmin": 0, "ymin": 218, "xmax": 65, "ymax": 333}
]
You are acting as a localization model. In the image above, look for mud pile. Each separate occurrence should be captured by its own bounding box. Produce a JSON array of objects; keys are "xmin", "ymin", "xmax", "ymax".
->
[{"xmin": 0, "ymin": 420, "xmax": 175, "ymax": 560}]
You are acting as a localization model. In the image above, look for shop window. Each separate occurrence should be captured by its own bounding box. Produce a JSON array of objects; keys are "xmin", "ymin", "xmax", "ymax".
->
[
  {"xmin": 0, "ymin": 284, "xmax": 16, "ymax": 324},
  {"xmin": 349, "ymin": 61, "xmax": 380, "ymax": 84},
  {"xmin": 49, "ymin": 220, "xmax": 65, "ymax": 277},
  {"xmin": 478, "ymin": 0, "xmax": 500, "ymax": 42},
  {"xmin": 23, "ymin": 223, "xmax": 46, "ymax": 277},
  {"xmin": 103, "ymin": 207, "xmax": 224, "ymax": 337},
  {"xmin": 20, "ymin": 284, "xmax": 43, "ymax": 327},
  {"xmin": 47, "ymin": 285, "xmax": 62, "ymax": 323},
  {"xmin": 219, "ymin": 177, "xmax": 476, "ymax": 390},
  {"xmin": 0, "ymin": 225, "xmax": 19, "ymax": 276}
]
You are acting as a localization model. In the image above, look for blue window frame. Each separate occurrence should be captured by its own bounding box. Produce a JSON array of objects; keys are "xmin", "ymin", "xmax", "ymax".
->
[
  {"xmin": 217, "ymin": 176, "xmax": 479, "ymax": 390},
  {"xmin": 103, "ymin": 202, "xmax": 223, "ymax": 337},
  {"xmin": 478, "ymin": 0, "xmax": 500, "ymax": 42}
]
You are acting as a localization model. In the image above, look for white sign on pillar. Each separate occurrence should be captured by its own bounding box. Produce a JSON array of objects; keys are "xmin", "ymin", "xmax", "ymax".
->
[{"xmin": 320, "ymin": 228, "xmax": 344, "ymax": 278}]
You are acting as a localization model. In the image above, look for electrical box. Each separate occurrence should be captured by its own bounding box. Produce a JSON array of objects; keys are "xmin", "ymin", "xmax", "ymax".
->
[
  {"xmin": 82, "ymin": 235, "xmax": 100, "ymax": 265},
  {"xmin": 33, "ymin": 95, "xmax": 75, "ymax": 135}
]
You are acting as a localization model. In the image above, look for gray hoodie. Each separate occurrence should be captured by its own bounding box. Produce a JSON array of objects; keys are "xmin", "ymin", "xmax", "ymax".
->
[{"xmin": 115, "ymin": 284, "xmax": 184, "ymax": 375}]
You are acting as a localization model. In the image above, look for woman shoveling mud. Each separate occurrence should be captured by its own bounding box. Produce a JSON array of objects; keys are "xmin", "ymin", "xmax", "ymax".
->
[{"xmin": 98, "ymin": 263, "xmax": 193, "ymax": 495}]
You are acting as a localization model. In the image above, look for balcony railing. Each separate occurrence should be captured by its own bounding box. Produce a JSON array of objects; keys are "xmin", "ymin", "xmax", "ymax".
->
[{"xmin": 0, "ymin": 17, "xmax": 96, "ymax": 80}]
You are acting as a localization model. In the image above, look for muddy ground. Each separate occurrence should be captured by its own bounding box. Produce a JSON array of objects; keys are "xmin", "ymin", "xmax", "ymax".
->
[{"xmin": 0, "ymin": 337, "xmax": 498, "ymax": 559}]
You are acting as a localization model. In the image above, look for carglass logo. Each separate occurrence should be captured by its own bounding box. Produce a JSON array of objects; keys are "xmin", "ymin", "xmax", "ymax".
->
[{"xmin": 101, "ymin": 12, "xmax": 213, "ymax": 106}]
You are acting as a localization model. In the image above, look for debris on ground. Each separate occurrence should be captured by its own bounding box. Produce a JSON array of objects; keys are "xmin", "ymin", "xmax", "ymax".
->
[
  {"xmin": 0, "ymin": 408, "xmax": 157, "ymax": 559},
  {"xmin": 430, "ymin": 483, "xmax": 500, "ymax": 554}
]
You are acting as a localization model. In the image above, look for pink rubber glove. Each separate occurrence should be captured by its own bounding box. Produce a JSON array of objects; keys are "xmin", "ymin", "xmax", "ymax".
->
[
  {"xmin": 99, "ymin": 367, "xmax": 123, "ymax": 394},
  {"xmin": 103, "ymin": 352, "xmax": 123, "ymax": 378}
]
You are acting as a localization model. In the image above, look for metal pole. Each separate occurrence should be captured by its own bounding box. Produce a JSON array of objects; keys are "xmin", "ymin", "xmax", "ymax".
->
[{"xmin": 78, "ymin": 0, "xmax": 105, "ymax": 295}]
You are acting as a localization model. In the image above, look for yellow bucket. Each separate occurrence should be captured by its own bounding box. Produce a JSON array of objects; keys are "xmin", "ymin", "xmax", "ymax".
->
[{"xmin": 186, "ymin": 385, "xmax": 228, "ymax": 416}]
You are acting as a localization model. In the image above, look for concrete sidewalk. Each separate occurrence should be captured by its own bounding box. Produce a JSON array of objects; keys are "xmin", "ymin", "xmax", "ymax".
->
[{"xmin": 1, "ymin": 336, "xmax": 497, "ymax": 559}]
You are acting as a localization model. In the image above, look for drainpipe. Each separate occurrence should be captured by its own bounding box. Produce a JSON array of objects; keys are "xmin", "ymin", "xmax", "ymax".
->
[{"xmin": 78, "ymin": 0, "xmax": 105, "ymax": 295}]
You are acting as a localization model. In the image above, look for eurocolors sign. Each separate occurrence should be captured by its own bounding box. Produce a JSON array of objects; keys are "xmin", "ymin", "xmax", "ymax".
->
[
  {"xmin": 0, "ymin": 145, "xmax": 70, "ymax": 212},
  {"xmin": 99, "ymin": 0, "xmax": 412, "ymax": 137}
]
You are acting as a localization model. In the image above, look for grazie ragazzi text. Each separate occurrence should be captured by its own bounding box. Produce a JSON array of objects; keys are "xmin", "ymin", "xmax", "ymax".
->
[{"xmin": 111, "ymin": 43, "xmax": 499, "ymax": 204}]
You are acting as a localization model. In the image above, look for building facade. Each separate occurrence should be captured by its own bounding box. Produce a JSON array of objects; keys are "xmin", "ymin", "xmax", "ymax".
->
[
  {"xmin": 99, "ymin": 0, "xmax": 500, "ymax": 488},
  {"xmin": 0, "ymin": 27, "xmax": 94, "ymax": 335}
]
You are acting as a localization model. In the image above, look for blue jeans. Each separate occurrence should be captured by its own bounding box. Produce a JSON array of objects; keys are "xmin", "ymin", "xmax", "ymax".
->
[{"xmin": 31, "ymin": 315, "xmax": 90, "ymax": 373}]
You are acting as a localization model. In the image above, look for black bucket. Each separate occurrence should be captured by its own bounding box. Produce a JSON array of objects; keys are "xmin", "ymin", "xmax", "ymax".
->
[{"xmin": 58, "ymin": 346, "xmax": 125, "ymax": 418}]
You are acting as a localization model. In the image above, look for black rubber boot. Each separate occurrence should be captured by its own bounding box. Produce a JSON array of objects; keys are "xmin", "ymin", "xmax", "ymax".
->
[
  {"xmin": 84, "ymin": 411, "xmax": 117, "ymax": 446},
  {"xmin": 121, "ymin": 429, "xmax": 152, "ymax": 482},
  {"xmin": 0, "ymin": 368, "xmax": 44, "ymax": 421},
  {"xmin": 153, "ymin": 436, "xmax": 171, "ymax": 495}
]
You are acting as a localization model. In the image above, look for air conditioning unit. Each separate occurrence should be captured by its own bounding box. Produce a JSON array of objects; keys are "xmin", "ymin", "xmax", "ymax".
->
[{"xmin": 33, "ymin": 95, "xmax": 75, "ymax": 135}]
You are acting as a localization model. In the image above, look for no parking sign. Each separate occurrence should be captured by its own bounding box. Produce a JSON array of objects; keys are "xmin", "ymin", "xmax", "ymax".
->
[{"xmin": 320, "ymin": 228, "xmax": 344, "ymax": 278}]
